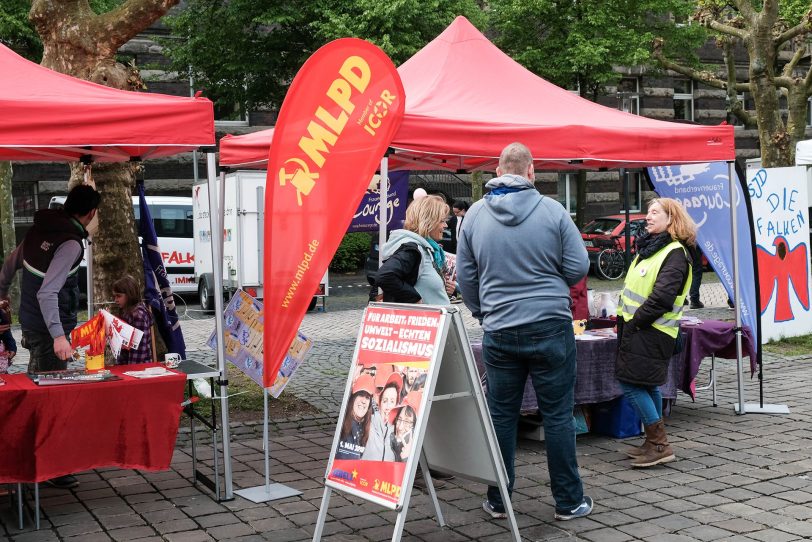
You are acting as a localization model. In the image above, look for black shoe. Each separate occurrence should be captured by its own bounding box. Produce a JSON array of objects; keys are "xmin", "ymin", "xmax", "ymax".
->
[
  {"xmin": 46, "ymin": 474, "xmax": 78, "ymax": 489},
  {"xmin": 689, "ymin": 300, "xmax": 704, "ymax": 309}
]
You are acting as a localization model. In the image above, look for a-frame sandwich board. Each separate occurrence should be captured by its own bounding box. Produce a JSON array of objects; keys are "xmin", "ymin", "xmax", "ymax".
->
[{"xmin": 312, "ymin": 303, "xmax": 520, "ymax": 542}]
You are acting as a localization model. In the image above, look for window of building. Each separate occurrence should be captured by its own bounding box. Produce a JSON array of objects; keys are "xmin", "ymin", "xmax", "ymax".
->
[
  {"xmin": 617, "ymin": 77, "xmax": 639, "ymax": 115},
  {"xmin": 807, "ymin": 97, "xmax": 812, "ymax": 127},
  {"xmin": 557, "ymin": 173, "xmax": 577, "ymax": 215},
  {"xmin": 619, "ymin": 171, "xmax": 644, "ymax": 212},
  {"xmin": 673, "ymin": 79, "xmax": 694, "ymax": 121}
]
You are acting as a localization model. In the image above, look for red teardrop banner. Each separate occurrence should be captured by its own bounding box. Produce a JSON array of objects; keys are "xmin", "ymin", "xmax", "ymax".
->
[{"xmin": 262, "ymin": 38, "xmax": 405, "ymax": 387}]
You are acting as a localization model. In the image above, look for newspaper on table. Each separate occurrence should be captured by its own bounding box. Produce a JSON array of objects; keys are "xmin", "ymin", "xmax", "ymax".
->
[{"xmin": 207, "ymin": 289, "xmax": 312, "ymax": 397}]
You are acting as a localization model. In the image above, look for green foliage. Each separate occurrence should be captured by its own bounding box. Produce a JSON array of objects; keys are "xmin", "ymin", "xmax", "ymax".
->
[
  {"xmin": 490, "ymin": 0, "xmax": 706, "ymax": 95},
  {"xmin": 162, "ymin": 0, "xmax": 314, "ymax": 113},
  {"xmin": 329, "ymin": 232, "xmax": 371, "ymax": 273},
  {"xmin": 0, "ymin": 0, "xmax": 41, "ymax": 60},
  {"xmin": 163, "ymin": 0, "xmax": 484, "ymax": 113},
  {"xmin": 311, "ymin": 0, "xmax": 486, "ymax": 66}
]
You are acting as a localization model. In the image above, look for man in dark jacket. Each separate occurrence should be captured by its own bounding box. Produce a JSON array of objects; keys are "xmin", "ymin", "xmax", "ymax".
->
[
  {"xmin": 0, "ymin": 185, "xmax": 100, "ymax": 490},
  {"xmin": 0, "ymin": 184, "xmax": 100, "ymax": 373}
]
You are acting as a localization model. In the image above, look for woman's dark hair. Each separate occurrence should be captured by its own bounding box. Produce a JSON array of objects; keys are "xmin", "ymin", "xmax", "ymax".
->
[
  {"xmin": 64, "ymin": 185, "xmax": 101, "ymax": 217},
  {"xmin": 112, "ymin": 275, "xmax": 141, "ymax": 311},
  {"xmin": 452, "ymin": 200, "xmax": 469, "ymax": 212},
  {"xmin": 340, "ymin": 391, "xmax": 372, "ymax": 446}
]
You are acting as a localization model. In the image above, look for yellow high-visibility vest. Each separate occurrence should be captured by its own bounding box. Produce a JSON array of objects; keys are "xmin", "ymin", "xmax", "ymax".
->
[{"xmin": 617, "ymin": 241, "xmax": 692, "ymax": 338}]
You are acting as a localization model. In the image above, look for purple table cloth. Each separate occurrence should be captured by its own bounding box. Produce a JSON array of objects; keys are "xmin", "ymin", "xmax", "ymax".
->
[
  {"xmin": 471, "ymin": 335, "xmax": 682, "ymax": 412},
  {"xmin": 680, "ymin": 320, "xmax": 757, "ymax": 400}
]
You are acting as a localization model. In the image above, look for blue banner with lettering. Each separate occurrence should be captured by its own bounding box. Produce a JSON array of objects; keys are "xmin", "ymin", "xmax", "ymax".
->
[
  {"xmin": 648, "ymin": 162, "xmax": 760, "ymax": 351},
  {"xmin": 347, "ymin": 171, "xmax": 408, "ymax": 233}
]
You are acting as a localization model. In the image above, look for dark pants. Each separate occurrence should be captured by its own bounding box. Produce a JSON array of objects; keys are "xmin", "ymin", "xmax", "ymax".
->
[
  {"xmin": 482, "ymin": 318, "xmax": 584, "ymax": 514},
  {"xmin": 22, "ymin": 329, "xmax": 66, "ymax": 373}
]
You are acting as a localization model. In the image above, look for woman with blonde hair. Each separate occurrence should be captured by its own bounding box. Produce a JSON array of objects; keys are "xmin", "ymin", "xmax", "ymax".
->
[
  {"xmin": 375, "ymin": 195, "xmax": 455, "ymax": 305},
  {"xmin": 616, "ymin": 197, "xmax": 696, "ymax": 468}
]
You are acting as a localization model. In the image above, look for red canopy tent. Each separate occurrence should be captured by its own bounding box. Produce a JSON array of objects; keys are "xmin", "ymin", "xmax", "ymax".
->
[
  {"xmin": 389, "ymin": 16, "xmax": 735, "ymax": 171},
  {"xmin": 219, "ymin": 129, "xmax": 274, "ymax": 169},
  {"xmin": 0, "ymin": 43, "xmax": 214, "ymax": 162},
  {"xmin": 0, "ymin": 44, "xmax": 235, "ymax": 499},
  {"xmin": 218, "ymin": 17, "xmax": 735, "ymax": 172}
]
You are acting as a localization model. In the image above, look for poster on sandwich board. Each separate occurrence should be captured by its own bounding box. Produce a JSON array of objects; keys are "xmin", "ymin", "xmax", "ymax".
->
[{"xmin": 324, "ymin": 305, "xmax": 444, "ymax": 509}]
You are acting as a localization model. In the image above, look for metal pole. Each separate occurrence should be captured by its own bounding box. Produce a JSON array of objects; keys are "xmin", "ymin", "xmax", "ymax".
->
[
  {"xmin": 264, "ymin": 388, "xmax": 270, "ymax": 493},
  {"xmin": 378, "ymin": 156, "xmax": 389, "ymax": 268},
  {"xmin": 206, "ymin": 153, "xmax": 234, "ymax": 497},
  {"xmin": 622, "ymin": 168, "xmax": 631, "ymax": 268},
  {"xmin": 84, "ymin": 167, "xmax": 94, "ymax": 316},
  {"xmin": 729, "ymin": 161, "xmax": 746, "ymax": 415}
]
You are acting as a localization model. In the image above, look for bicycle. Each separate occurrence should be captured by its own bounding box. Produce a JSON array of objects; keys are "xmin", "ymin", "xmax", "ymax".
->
[{"xmin": 594, "ymin": 236, "xmax": 631, "ymax": 281}]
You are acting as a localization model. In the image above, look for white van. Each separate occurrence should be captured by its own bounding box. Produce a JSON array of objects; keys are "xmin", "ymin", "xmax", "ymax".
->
[{"xmin": 48, "ymin": 195, "xmax": 195, "ymax": 294}]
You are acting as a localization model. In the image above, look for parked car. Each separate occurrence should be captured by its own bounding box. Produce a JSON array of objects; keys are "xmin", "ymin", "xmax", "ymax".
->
[
  {"xmin": 581, "ymin": 213, "xmax": 709, "ymax": 275},
  {"xmin": 581, "ymin": 214, "xmax": 647, "ymax": 270}
]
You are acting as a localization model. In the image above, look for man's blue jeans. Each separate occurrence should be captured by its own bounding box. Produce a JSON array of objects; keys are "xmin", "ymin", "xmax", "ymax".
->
[
  {"xmin": 482, "ymin": 318, "xmax": 584, "ymax": 514},
  {"xmin": 619, "ymin": 382, "xmax": 662, "ymax": 426}
]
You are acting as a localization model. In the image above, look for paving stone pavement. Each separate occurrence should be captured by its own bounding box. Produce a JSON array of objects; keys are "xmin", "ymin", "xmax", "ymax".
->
[{"xmin": 3, "ymin": 295, "xmax": 812, "ymax": 542}]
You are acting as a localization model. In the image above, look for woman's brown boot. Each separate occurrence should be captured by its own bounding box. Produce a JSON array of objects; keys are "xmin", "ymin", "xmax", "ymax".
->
[
  {"xmin": 630, "ymin": 420, "xmax": 674, "ymax": 467},
  {"xmin": 622, "ymin": 439, "xmax": 650, "ymax": 458}
]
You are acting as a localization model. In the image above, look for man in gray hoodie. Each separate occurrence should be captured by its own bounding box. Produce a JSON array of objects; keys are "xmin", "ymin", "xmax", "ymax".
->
[{"xmin": 456, "ymin": 142, "xmax": 593, "ymax": 522}]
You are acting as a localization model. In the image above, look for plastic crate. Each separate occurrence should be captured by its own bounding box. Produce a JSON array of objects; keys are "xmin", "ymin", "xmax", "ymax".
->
[{"xmin": 591, "ymin": 396, "xmax": 642, "ymax": 438}]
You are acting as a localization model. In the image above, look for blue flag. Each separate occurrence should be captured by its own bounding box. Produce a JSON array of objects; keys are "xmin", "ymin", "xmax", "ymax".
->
[
  {"xmin": 137, "ymin": 182, "xmax": 186, "ymax": 358},
  {"xmin": 648, "ymin": 162, "xmax": 761, "ymax": 355}
]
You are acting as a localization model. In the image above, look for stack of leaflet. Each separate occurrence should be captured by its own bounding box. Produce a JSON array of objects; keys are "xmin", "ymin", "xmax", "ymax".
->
[{"xmin": 29, "ymin": 369, "xmax": 119, "ymax": 386}]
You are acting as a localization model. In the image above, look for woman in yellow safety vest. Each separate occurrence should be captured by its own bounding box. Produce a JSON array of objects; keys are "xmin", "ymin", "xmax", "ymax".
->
[{"xmin": 616, "ymin": 197, "xmax": 697, "ymax": 468}]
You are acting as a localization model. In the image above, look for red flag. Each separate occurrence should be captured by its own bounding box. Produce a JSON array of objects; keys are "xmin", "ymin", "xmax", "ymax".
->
[{"xmin": 262, "ymin": 38, "xmax": 405, "ymax": 387}]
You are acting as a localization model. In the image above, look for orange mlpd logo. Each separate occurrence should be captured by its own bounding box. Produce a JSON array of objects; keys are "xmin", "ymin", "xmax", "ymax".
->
[{"xmin": 278, "ymin": 158, "xmax": 319, "ymax": 205}]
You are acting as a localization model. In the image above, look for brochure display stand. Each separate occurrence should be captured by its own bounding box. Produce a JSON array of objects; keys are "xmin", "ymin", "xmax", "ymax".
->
[{"xmin": 312, "ymin": 303, "xmax": 520, "ymax": 542}]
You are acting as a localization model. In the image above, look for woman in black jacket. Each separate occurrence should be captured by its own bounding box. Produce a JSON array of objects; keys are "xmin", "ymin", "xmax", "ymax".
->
[{"xmin": 616, "ymin": 197, "xmax": 697, "ymax": 468}]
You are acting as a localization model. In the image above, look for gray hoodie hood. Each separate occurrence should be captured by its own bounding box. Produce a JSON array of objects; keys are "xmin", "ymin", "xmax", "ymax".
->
[
  {"xmin": 382, "ymin": 229, "xmax": 432, "ymax": 260},
  {"xmin": 483, "ymin": 174, "xmax": 543, "ymax": 227}
]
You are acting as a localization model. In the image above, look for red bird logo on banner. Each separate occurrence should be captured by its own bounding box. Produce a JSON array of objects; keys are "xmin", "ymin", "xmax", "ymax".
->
[
  {"xmin": 756, "ymin": 236, "xmax": 810, "ymax": 322},
  {"xmin": 262, "ymin": 38, "xmax": 406, "ymax": 387}
]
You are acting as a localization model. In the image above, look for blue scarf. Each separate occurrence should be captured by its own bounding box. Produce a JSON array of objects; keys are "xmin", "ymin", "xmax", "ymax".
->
[
  {"xmin": 426, "ymin": 238, "xmax": 446, "ymax": 271},
  {"xmin": 489, "ymin": 185, "xmax": 530, "ymax": 196}
]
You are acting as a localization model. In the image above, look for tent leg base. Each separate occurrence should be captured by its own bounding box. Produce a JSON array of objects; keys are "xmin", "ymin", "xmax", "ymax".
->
[{"xmin": 733, "ymin": 403, "xmax": 790, "ymax": 414}]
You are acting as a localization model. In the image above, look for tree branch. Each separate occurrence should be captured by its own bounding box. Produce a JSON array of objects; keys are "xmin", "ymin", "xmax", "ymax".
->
[
  {"xmin": 653, "ymin": 48, "xmax": 729, "ymax": 90},
  {"xmin": 776, "ymin": 18, "xmax": 812, "ymax": 48},
  {"xmin": 732, "ymin": 0, "xmax": 756, "ymax": 22},
  {"xmin": 804, "ymin": 63, "xmax": 812, "ymax": 92},
  {"xmin": 782, "ymin": 45, "xmax": 806, "ymax": 77},
  {"xmin": 722, "ymin": 40, "xmax": 757, "ymax": 128},
  {"xmin": 707, "ymin": 19, "xmax": 749, "ymax": 41},
  {"xmin": 93, "ymin": 0, "xmax": 181, "ymax": 53}
]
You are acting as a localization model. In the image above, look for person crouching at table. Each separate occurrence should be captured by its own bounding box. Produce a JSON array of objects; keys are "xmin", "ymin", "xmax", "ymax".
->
[
  {"xmin": 112, "ymin": 275, "xmax": 154, "ymax": 364},
  {"xmin": 616, "ymin": 197, "xmax": 696, "ymax": 468}
]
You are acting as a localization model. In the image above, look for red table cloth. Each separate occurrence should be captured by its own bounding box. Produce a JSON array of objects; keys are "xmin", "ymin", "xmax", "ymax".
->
[{"xmin": 0, "ymin": 364, "xmax": 185, "ymax": 483}]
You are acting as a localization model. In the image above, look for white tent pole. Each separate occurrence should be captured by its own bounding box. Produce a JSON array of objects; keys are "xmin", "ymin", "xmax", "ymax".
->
[
  {"xmin": 378, "ymin": 156, "xmax": 389, "ymax": 268},
  {"xmin": 84, "ymin": 166, "xmax": 94, "ymax": 317},
  {"xmin": 206, "ymin": 152, "xmax": 233, "ymax": 498},
  {"xmin": 729, "ymin": 161, "xmax": 746, "ymax": 415}
]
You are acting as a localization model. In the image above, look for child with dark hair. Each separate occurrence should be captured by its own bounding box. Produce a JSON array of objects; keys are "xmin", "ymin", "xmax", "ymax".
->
[{"xmin": 112, "ymin": 275, "xmax": 153, "ymax": 364}]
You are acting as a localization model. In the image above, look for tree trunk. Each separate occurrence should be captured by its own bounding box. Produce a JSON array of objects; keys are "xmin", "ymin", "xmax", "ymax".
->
[
  {"xmin": 68, "ymin": 163, "xmax": 143, "ymax": 307},
  {"xmin": 0, "ymin": 162, "xmax": 20, "ymax": 308},
  {"xmin": 471, "ymin": 171, "xmax": 484, "ymax": 202},
  {"xmin": 28, "ymin": 0, "xmax": 180, "ymax": 308},
  {"xmin": 747, "ymin": 10, "xmax": 792, "ymax": 168}
]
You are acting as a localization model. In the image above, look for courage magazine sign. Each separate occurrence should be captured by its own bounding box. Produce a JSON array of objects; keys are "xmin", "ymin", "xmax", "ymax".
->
[{"xmin": 325, "ymin": 306, "xmax": 443, "ymax": 508}]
